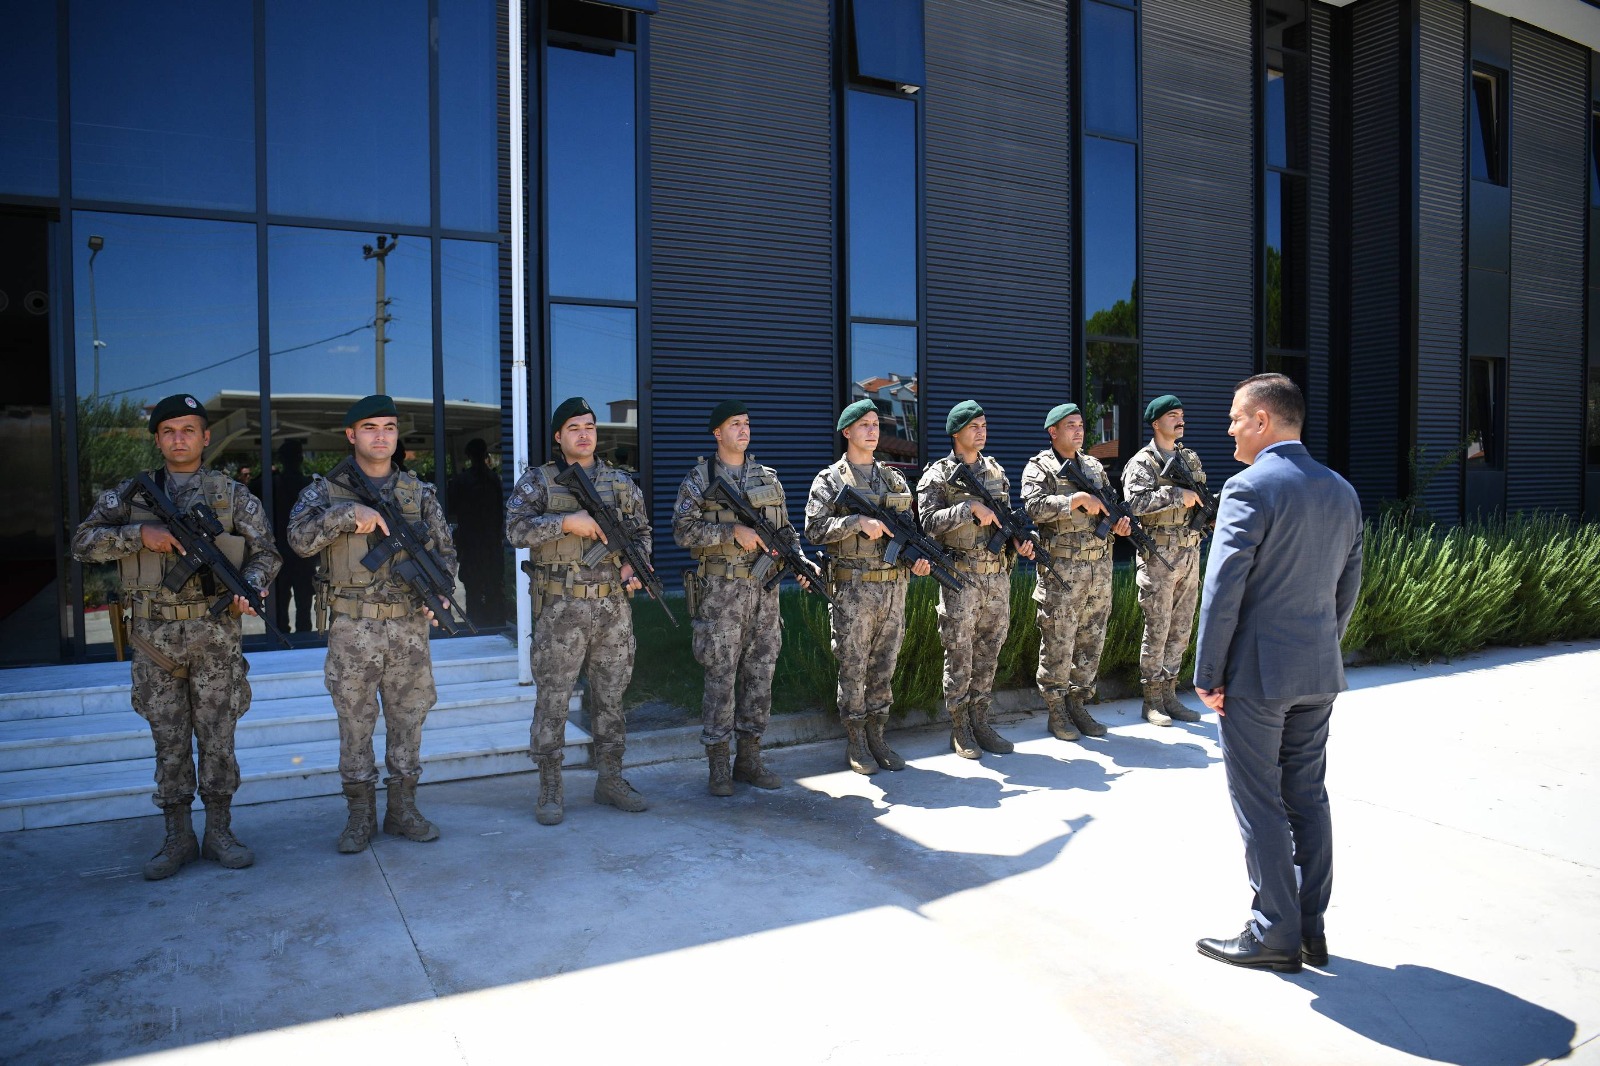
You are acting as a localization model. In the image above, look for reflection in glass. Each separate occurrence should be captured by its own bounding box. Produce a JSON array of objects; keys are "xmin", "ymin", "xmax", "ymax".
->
[
  {"xmin": 848, "ymin": 323, "xmax": 919, "ymax": 464},
  {"xmin": 1589, "ymin": 361, "xmax": 1600, "ymax": 466},
  {"xmin": 1264, "ymin": 55, "xmax": 1307, "ymax": 172},
  {"xmin": 1085, "ymin": 340, "xmax": 1138, "ymax": 464},
  {"xmin": 71, "ymin": 0, "xmax": 254, "ymax": 210},
  {"xmin": 0, "ymin": 0, "xmax": 57, "ymax": 197},
  {"xmin": 550, "ymin": 304, "xmax": 638, "ymax": 470},
  {"xmin": 1083, "ymin": 138, "xmax": 1138, "ymax": 335},
  {"xmin": 546, "ymin": 44, "xmax": 636, "ymax": 301},
  {"xmin": 1265, "ymin": 172, "xmax": 1307, "ymax": 351},
  {"xmin": 439, "ymin": 0, "xmax": 499, "ymax": 233},
  {"xmin": 1470, "ymin": 68, "xmax": 1504, "ymax": 186},
  {"xmin": 268, "ymin": 0, "xmax": 430, "ymax": 224},
  {"xmin": 72, "ymin": 212, "xmax": 261, "ymax": 649},
  {"xmin": 268, "ymin": 226, "xmax": 435, "ymax": 480},
  {"xmin": 1082, "ymin": 1, "xmax": 1138, "ymax": 140},
  {"xmin": 847, "ymin": 90, "xmax": 918, "ymax": 323},
  {"xmin": 1265, "ymin": 352, "xmax": 1310, "ymax": 399},
  {"xmin": 1591, "ymin": 111, "xmax": 1599, "ymax": 208},
  {"xmin": 1466, "ymin": 357, "xmax": 1502, "ymax": 466}
]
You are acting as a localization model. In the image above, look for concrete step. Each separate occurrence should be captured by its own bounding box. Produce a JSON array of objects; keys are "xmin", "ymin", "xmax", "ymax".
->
[{"xmin": 0, "ymin": 717, "xmax": 590, "ymax": 832}]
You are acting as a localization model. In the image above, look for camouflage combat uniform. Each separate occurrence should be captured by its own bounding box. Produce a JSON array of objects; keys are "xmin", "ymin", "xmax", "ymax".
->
[
  {"xmin": 71, "ymin": 467, "xmax": 279, "ymax": 876},
  {"xmin": 805, "ymin": 457, "xmax": 916, "ymax": 773},
  {"xmin": 505, "ymin": 459, "xmax": 649, "ymax": 821},
  {"xmin": 1021, "ymin": 448, "xmax": 1117, "ymax": 740},
  {"xmin": 916, "ymin": 453, "xmax": 1016, "ymax": 758},
  {"xmin": 1122, "ymin": 440, "xmax": 1207, "ymax": 721}
]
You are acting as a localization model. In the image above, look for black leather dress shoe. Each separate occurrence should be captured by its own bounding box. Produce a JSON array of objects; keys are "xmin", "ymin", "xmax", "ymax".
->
[
  {"xmin": 1301, "ymin": 935, "xmax": 1329, "ymax": 967},
  {"xmin": 1196, "ymin": 928, "xmax": 1303, "ymax": 973}
]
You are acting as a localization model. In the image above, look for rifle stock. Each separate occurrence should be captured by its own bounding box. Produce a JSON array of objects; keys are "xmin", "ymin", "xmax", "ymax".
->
[
  {"xmin": 552, "ymin": 461, "xmax": 678, "ymax": 627},
  {"xmin": 832, "ymin": 485, "xmax": 968, "ymax": 592}
]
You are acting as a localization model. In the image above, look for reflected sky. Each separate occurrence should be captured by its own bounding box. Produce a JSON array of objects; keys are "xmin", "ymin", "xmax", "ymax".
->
[
  {"xmin": 1082, "ymin": 1, "xmax": 1137, "ymax": 141},
  {"xmin": 546, "ymin": 45, "xmax": 636, "ymax": 301},
  {"xmin": 440, "ymin": 0, "xmax": 499, "ymax": 233},
  {"xmin": 550, "ymin": 304, "xmax": 636, "ymax": 415},
  {"xmin": 1082, "ymin": 138, "xmax": 1137, "ymax": 332},
  {"xmin": 0, "ymin": 0, "xmax": 57, "ymax": 198},
  {"xmin": 442, "ymin": 239, "xmax": 500, "ymax": 407},
  {"xmin": 847, "ymin": 90, "xmax": 917, "ymax": 323}
]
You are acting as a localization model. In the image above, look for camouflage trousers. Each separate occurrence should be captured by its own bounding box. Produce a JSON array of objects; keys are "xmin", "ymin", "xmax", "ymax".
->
[
  {"xmin": 1034, "ymin": 555, "xmax": 1114, "ymax": 701},
  {"xmin": 936, "ymin": 569, "xmax": 1012, "ymax": 707},
  {"xmin": 828, "ymin": 575, "xmax": 908, "ymax": 723},
  {"xmin": 1135, "ymin": 538, "xmax": 1202, "ymax": 683},
  {"xmin": 530, "ymin": 593, "xmax": 634, "ymax": 758},
  {"xmin": 325, "ymin": 612, "xmax": 437, "ymax": 785},
  {"xmin": 693, "ymin": 575, "xmax": 782, "ymax": 745},
  {"xmin": 129, "ymin": 614, "xmax": 251, "ymax": 809}
]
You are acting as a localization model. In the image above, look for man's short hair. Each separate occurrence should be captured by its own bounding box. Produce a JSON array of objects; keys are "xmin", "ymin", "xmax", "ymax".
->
[{"xmin": 1234, "ymin": 373, "xmax": 1305, "ymax": 430}]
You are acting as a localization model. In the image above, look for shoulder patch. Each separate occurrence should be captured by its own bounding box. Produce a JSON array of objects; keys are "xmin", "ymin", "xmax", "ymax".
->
[{"xmin": 101, "ymin": 490, "xmax": 119, "ymax": 510}]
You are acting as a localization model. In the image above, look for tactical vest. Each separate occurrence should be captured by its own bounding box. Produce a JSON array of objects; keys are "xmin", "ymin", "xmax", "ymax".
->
[
  {"xmin": 1135, "ymin": 445, "xmax": 1197, "ymax": 530},
  {"xmin": 319, "ymin": 466, "xmax": 425, "ymax": 595},
  {"xmin": 829, "ymin": 459, "xmax": 912, "ymax": 564},
  {"xmin": 530, "ymin": 461, "xmax": 628, "ymax": 569},
  {"xmin": 1036, "ymin": 452, "xmax": 1106, "ymax": 541},
  {"xmin": 117, "ymin": 469, "xmax": 245, "ymax": 598},
  {"xmin": 938, "ymin": 456, "xmax": 1008, "ymax": 551},
  {"xmin": 688, "ymin": 456, "xmax": 787, "ymax": 563}
]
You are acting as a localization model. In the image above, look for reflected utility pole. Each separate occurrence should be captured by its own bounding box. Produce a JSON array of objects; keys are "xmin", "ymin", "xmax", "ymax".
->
[
  {"xmin": 362, "ymin": 234, "xmax": 398, "ymax": 394},
  {"xmin": 86, "ymin": 234, "xmax": 106, "ymax": 402}
]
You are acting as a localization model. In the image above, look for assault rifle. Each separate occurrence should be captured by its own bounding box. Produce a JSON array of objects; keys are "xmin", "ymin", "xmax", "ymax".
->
[
  {"xmin": 1054, "ymin": 457, "xmax": 1174, "ymax": 572},
  {"xmin": 552, "ymin": 461, "xmax": 678, "ymax": 627},
  {"xmin": 331, "ymin": 460, "xmax": 477, "ymax": 637},
  {"xmin": 832, "ymin": 484, "xmax": 968, "ymax": 593},
  {"xmin": 705, "ymin": 475, "xmax": 834, "ymax": 607},
  {"xmin": 946, "ymin": 464, "xmax": 1062, "ymax": 578},
  {"xmin": 131, "ymin": 472, "xmax": 292, "ymax": 648},
  {"xmin": 1160, "ymin": 446, "xmax": 1220, "ymax": 534}
]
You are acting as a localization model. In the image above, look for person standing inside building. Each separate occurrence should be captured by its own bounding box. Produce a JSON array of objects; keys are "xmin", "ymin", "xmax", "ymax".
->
[
  {"xmin": 1021, "ymin": 403, "xmax": 1130, "ymax": 743},
  {"xmin": 505, "ymin": 397, "xmax": 650, "ymax": 825},
  {"xmin": 673, "ymin": 400, "xmax": 801, "ymax": 796},
  {"xmin": 448, "ymin": 437, "xmax": 507, "ymax": 627},
  {"xmin": 916, "ymin": 400, "xmax": 1035, "ymax": 759},
  {"xmin": 1122, "ymin": 394, "xmax": 1207, "ymax": 727},
  {"xmin": 71, "ymin": 393, "xmax": 280, "ymax": 880},
  {"xmin": 804, "ymin": 399, "xmax": 931, "ymax": 774},
  {"xmin": 254, "ymin": 439, "xmax": 315, "ymax": 634},
  {"xmin": 1193, "ymin": 374, "xmax": 1363, "ymax": 972},
  {"xmin": 287, "ymin": 395, "xmax": 457, "ymax": 854}
]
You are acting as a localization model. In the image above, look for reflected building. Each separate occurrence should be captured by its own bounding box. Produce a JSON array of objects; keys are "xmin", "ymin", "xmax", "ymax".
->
[{"xmin": 2, "ymin": 0, "xmax": 1598, "ymax": 663}]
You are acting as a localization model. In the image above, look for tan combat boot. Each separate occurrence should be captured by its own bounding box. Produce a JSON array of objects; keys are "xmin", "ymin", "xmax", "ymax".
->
[
  {"xmin": 337, "ymin": 781, "xmax": 378, "ymax": 853},
  {"xmin": 843, "ymin": 719, "xmax": 878, "ymax": 775},
  {"xmin": 535, "ymin": 753, "xmax": 564, "ymax": 825},
  {"xmin": 1066, "ymin": 693, "xmax": 1108, "ymax": 737},
  {"xmin": 1141, "ymin": 682, "xmax": 1172, "ymax": 726},
  {"xmin": 592, "ymin": 744, "xmax": 648, "ymax": 812},
  {"xmin": 865, "ymin": 713, "xmax": 906, "ymax": 771},
  {"xmin": 969, "ymin": 697, "xmax": 1014, "ymax": 754},
  {"xmin": 733, "ymin": 731, "xmax": 781, "ymax": 790},
  {"xmin": 144, "ymin": 804, "xmax": 200, "ymax": 881},
  {"xmin": 383, "ymin": 775, "xmax": 440, "ymax": 841},
  {"xmin": 1045, "ymin": 696, "xmax": 1081, "ymax": 742},
  {"xmin": 948, "ymin": 700, "xmax": 981, "ymax": 759},
  {"xmin": 200, "ymin": 795, "xmax": 254, "ymax": 869},
  {"xmin": 1162, "ymin": 680, "xmax": 1201, "ymax": 723},
  {"xmin": 706, "ymin": 740, "xmax": 734, "ymax": 797}
]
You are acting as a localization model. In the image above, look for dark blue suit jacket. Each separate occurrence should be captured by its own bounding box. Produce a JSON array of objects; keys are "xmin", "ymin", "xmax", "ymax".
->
[{"xmin": 1192, "ymin": 441, "xmax": 1363, "ymax": 698}]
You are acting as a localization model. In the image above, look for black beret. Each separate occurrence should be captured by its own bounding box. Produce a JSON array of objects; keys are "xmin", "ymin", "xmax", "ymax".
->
[
  {"xmin": 1144, "ymin": 394, "xmax": 1183, "ymax": 423},
  {"xmin": 1043, "ymin": 403, "xmax": 1081, "ymax": 429},
  {"xmin": 148, "ymin": 393, "xmax": 208, "ymax": 433},
  {"xmin": 344, "ymin": 394, "xmax": 399, "ymax": 427},
  {"xmin": 945, "ymin": 399, "xmax": 984, "ymax": 436},
  {"xmin": 837, "ymin": 398, "xmax": 876, "ymax": 431},
  {"xmin": 708, "ymin": 399, "xmax": 749, "ymax": 432},
  {"xmin": 551, "ymin": 396, "xmax": 595, "ymax": 432}
]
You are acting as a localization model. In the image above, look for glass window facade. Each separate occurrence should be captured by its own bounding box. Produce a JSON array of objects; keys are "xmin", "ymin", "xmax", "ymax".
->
[
  {"xmin": 0, "ymin": 0, "xmax": 58, "ymax": 198},
  {"xmin": 1470, "ymin": 67, "xmax": 1507, "ymax": 186},
  {"xmin": 440, "ymin": 0, "xmax": 502, "ymax": 234},
  {"xmin": 1263, "ymin": 0, "xmax": 1309, "ymax": 393}
]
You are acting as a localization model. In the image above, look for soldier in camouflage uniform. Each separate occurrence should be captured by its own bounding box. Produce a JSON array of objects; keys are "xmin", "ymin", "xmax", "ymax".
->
[
  {"xmin": 505, "ymin": 397, "xmax": 650, "ymax": 825},
  {"xmin": 916, "ymin": 400, "xmax": 1036, "ymax": 759},
  {"xmin": 805, "ymin": 399, "xmax": 931, "ymax": 774},
  {"xmin": 1122, "ymin": 394, "xmax": 1207, "ymax": 726},
  {"xmin": 674, "ymin": 400, "xmax": 815, "ymax": 796},
  {"xmin": 287, "ymin": 395, "xmax": 458, "ymax": 854},
  {"xmin": 1022, "ymin": 403, "xmax": 1132, "ymax": 743},
  {"xmin": 71, "ymin": 393, "xmax": 280, "ymax": 880}
]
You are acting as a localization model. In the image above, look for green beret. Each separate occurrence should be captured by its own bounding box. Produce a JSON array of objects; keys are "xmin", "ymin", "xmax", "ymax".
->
[
  {"xmin": 707, "ymin": 399, "xmax": 748, "ymax": 432},
  {"xmin": 147, "ymin": 393, "xmax": 208, "ymax": 433},
  {"xmin": 945, "ymin": 400, "xmax": 984, "ymax": 436},
  {"xmin": 551, "ymin": 396, "xmax": 595, "ymax": 432},
  {"xmin": 344, "ymin": 394, "xmax": 399, "ymax": 427},
  {"xmin": 1144, "ymin": 394, "xmax": 1183, "ymax": 423},
  {"xmin": 1043, "ymin": 403, "xmax": 1081, "ymax": 429},
  {"xmin": 837, "ymin": 399, "xmax": 877, "ymax": 431}
]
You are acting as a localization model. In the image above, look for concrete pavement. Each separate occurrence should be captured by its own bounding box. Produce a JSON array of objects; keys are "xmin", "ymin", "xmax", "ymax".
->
[{"xmin": 1, "ymin": 641, "xmax": 1596, "ymax": 1065}]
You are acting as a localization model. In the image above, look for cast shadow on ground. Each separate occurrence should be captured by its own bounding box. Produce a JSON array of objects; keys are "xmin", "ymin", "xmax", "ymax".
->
[{"xmin": 1284, "ymin": 957, "xmax": 1577, "ymax": 1066}]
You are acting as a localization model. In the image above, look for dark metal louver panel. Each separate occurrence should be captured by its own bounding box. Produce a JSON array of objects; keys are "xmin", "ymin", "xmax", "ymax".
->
[
  {"xmin": 922, "ymin": 0, "xmax": 1071, "ymax": 481},
  {"xmin": 1415, "ymin": 0, "xmax": 1466, "ymax": 524},
  {"xmin": 1306, "ymin": 2, "xmax": 1334, "ymax": 464},
  {"xmin": 1141, "ymin": 0, "xmax": 1255, "ymax": 484},
  {"xmin": 648, "ymin": 0, "xmax": 837, "ymax": 577},
  {"xmin": 1507, "ymin": 23, "xmax": 1587, "ymax": 513}
]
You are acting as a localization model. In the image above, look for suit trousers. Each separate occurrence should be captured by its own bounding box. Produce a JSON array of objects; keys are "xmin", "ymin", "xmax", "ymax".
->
[{"xmin": 1217, "ymin": 692, "xmax": 1337, "ymax": 951}]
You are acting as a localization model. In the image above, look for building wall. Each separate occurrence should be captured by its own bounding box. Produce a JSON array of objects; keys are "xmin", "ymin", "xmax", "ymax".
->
[{"xmin": 1308, "ymin": 2, "xmax": 1337, "ymax": 463}]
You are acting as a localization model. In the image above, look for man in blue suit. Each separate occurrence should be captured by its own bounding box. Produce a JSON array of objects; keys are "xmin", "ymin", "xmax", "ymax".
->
[{"xmin": 1192, "ymin": 374, "xmax": 1363, "ymax": 973}]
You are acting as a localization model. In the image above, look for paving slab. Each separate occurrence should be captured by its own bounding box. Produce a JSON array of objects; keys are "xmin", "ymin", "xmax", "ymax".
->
[{"xmin": 0, "ymin": 640, "xmax": 1595, "ymax": 1066}]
